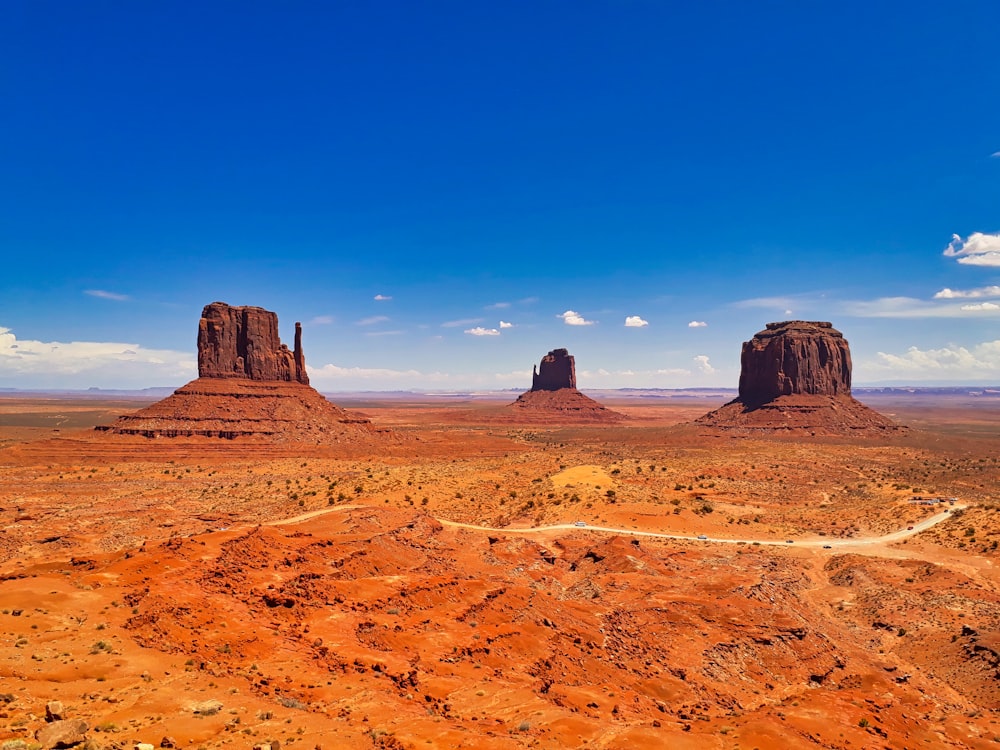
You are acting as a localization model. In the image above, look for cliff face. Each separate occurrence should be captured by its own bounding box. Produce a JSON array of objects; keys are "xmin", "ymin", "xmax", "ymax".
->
[
  {"xmin": 197, "ymin": 302, "xmax": 309, "ymax": 385},
  {"xmin": 94, "ymin": 301, "xmax": 397, "ymax": 442},
  {"xmin": 696, "ymin": 320, "xmax": 901, "ymax": 434},
  {"xmin": 738, "ymin": 321, "xmax": 851, "ymax": 406},
  {"xmin": 531, "ymin": 348, "xmax": 577, "ymax": 391}
]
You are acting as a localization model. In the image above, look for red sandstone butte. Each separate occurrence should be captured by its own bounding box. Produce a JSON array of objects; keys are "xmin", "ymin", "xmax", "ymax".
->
[
  {"xmin": 697, "ymin": 320, "xmax": 901, "ymax": 433},
  {"xmin": 97, "ymin": 302, "xmax": 386, "ymax": 442},
  {"xmin": 531, "ymin": 348, "xmax": 577, "ymax": 391},
  {"xmin": 509, "ymin": 348, "xmax": 624, "ymax": 422},
  {"xmin": 198, "ymin": 302, "xmax": 310, "ymax": 385}
]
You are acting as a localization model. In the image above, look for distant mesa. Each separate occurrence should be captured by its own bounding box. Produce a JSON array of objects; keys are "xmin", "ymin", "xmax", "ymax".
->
[
  {"xmin": 696, "ymin": 321, "xmax": 902, "ymax": 434},
  {"xmin": 508, "ymin": 348, "xmax": 624, "ymax": 422},
  {"xmin": 98, "ymin": 302, "xmax": 387, "ymax": 442}
]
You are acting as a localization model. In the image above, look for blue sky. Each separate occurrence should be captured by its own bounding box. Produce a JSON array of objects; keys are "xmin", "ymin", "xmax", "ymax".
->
[{"xmin": 2, "ymin": 2, "xmax": 999, "ymax": 390}]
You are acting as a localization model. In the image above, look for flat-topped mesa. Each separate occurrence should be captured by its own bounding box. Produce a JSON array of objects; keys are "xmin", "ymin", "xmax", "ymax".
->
[
  {"xmin": 197, "ymin": 302, "xmax": 309, "ymax": 385},
  {"xmin": 531, "ymin": 348, "xmax": 576, "ymax": 391},
  {"xmin": 738, "ymin": 320, "xmax": 850, "ymax": 406},
  {"xmin": 696, "ymin": 319, "xmax": 902, "ymax": 433}
]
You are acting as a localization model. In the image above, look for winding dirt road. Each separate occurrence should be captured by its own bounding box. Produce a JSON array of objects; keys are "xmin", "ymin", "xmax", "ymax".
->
[{"xmin": 269, "ymin": 502, "xmax": 964, "ymax": 549}]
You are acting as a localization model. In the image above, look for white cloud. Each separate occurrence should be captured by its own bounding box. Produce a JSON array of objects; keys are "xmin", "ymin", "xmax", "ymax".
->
[
  {"xmin": 313, "ymin": 364, "xmax": 532, "ymax": 390},
  {"xmin": 687, "ymin": 320, "xmax": 707, "ymax": 328},
  {"xmin": 373, "ymin": 294, "xmax": 392, "ymax": 301},
  {"xmin": 0, "ymin": 326, "xmax": 195, "ymax": 387},
  {"xmin": 465, "ymin": 327, "xmax": 500, "ymax": 336},
  {"xmin": 356, "ymin": 315, "xmax": 390, "ymax": 326},
  {"xmin": 442, "ymin": 317, "xmax": 484, "ymax": 328},
  {"xmin": 943, "ymin": 232, "xmax": 1000, "ymax": 267},
  {"xmin": 961, "ymin": 302, "xmax": 1000, "ymax": 312},
  {"xmin": 865, "ymin": 340, "xmax": 1000, "ymax": 379},
  {"xmin": 559, "ymin": 310, "xmax": 595, "ymax": 326},
  {"xmin": 656, "ymin": 368, "xmax": 692, "ymax": 376},
  {"xmin": 693, "ymin": 355, "xmax": 715, "ymax": 374},
  {"xmin": 499, "ymin": 321, "xmax": 513, "ymax": 329},
  {"xmin": 733, "ymin": 296, "xmax": 799, "ymax": 310},
  {"xmin": 992, "ymin": 152, "xmax": 1000, "ymax": 158},
  {"xmin": 315, "ymin": 364, "xmax": 423, "ymax": 379},
  {"xmin": 485, "ymin": 302, "xmax": 510, "ymax": 310},
  {"xmin": 844, "ymin": 296, "xmax": 1000, "ymax": 318},
  {"xmin": 309, "ymin": 315, "xmax": 334, "ymax": 325},
  {"xmin": 624, "ymin": 315, "xmax": 649, "ymax": 328},
  {"xmin": 364, "ymin": 330, "xmax": 404, "ymax": 337},
  {"xmin": 494, "ymin": 369, "xmax": 531, "ymax": 381},
  {"xmin": 934, "ymin": 285, "xmax": 1000, "ymax": 299},
  {"xmin": 85, "ymin": 289, "xmax": 130, "ymax": 302}
]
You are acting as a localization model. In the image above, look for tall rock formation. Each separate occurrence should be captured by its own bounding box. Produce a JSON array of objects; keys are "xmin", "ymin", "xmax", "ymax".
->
[
  {"xmin": 738, "ymin": 321, "xmax": 851, "ymax": 405},
  {"xmin": 697, "ymin": 321, "xmax": 901, "ymax": 433},
  {"xmin": 197, "ymin": 302, "xmax": 309, "ymax": 384},
  {"xmin": 98, "ymin": 302, "xmax": 388, "ymax": 443},
  {"xmin": 508, "ymin": 348, "xmax": 624, "ymax": 423},
  {"xmin": 531, "ymin": 348, "xmax": 577, "ymax": 391}
]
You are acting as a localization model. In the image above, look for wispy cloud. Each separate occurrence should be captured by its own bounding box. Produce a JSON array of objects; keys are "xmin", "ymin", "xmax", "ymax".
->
[
  {"xmin": 934, "ymin": 285, "xmax": 1000, "ymax": 299},
  {"xmin": 688, "ymin": 320, "xmax": 707, "ymax": 328},
  {"xmin": 843, "ymin": 296, "xmax": 1000, "ymax": 318},
  {"xmin": 693, "ymin": 355, "xmax": 715, "ymax": 374},
  {"xmin": 356, "ymin": 315, "xmax": 390, "ymax": 326},
  {"xmin": 624, "ymin": 315, "xmax": 648, "ymax": 328},
  {"xmin": 364, "ymin": 329, "xmax": 404, "ymax": 337},
  {"xmin": 485, "ymin": 302, "xmax": 510, "ymax": 310},
  {"xmin": 992, "ymin": 152, "xmax": 1000, "ymax": 158},
  {"xmin": 465, "ymin": 326, "xmax": 500, "ymax": 336},
  {"xmin": 732, "ymin": 296, "xmax": 800, "ymax": 310},
  {"xmin": 85, "ymin": 289, "xmax": 130, "ymax": 302},
  {"xmin": 315, "ymin": 363, "xmax": 422, "ymax": 379},
  {"xmin": 519, "ymin": 296, "xmax": 539, "ymax": 305},
  {"xmin": 943, "ymin": 232, "xmax": 1000, "ymax": 267},
  {"xmin": 309, "ymin": 315, "xmax": 334, "ymax": 325},
  {"xmin": 442, "ymin": 317, "xmax": 483, "ymax": 328},
  {"xmin": 0, "ymin": 326, "xmax": 194, "ymax": 386},
  {"xmin": 961, "ymin": 302, "xmax": 1000, "ymax": 312},
  {"xmin": 373, "ymin": 294, "xmax": 392, "ymax": 301},
  {"xmin": 499, "ymin": 321, "xmax": 513, "ymax": 329},
  {"xmin": 864, "ymin": 340, "xmax": 1000, "ymax": 379},
  {"xmin": 656, "ymin": 367, "xmax": 692, "ymax": 376},
  {"xmin": 559, "ymin": 310, "xmax": 595, "ymax": 326}
]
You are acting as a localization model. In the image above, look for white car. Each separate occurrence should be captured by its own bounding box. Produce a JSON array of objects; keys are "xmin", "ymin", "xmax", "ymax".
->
[{"xmin": 574, "ymin": 521, "xmax": 587, "ymax": 527}]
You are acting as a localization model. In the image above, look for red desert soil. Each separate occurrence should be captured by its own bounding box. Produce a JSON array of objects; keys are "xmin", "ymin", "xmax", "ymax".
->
[{"xmin": 0, "ymin": 392, "xmax": 998, "ymax": 748}]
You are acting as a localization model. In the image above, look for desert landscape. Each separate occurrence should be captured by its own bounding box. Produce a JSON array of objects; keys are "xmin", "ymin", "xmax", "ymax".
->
[{"xmin": 0, "ymin": 308, "xmax": 997, "ymax": 749}]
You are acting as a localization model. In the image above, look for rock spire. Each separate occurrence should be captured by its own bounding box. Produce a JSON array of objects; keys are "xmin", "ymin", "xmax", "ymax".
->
[
  {"xmin": 97, "ymin": 302, "xmax": 393, "ymax": 442},
  {"xmin": 197, "ymin": 302, "xmax": 309, "ymax": 385}
]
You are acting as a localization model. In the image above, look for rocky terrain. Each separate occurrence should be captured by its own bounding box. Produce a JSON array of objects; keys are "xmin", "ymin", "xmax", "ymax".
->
[
  {"xmin": 508, "ymin": 350, "xmax": 625, "ymax": 423},
  {"xmin": 697, "ymin": 321, "xmax": 902, "ymax": 434},
  {"xmin": 98, "ymin": 303, "xmax": 385, "ymax": 443},
  {"xmin": 0, "ymin": 393, "xmax": 998, "ymax": 748}
]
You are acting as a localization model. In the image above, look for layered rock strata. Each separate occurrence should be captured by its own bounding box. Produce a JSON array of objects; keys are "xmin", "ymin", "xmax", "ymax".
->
[
  {"xmin": 697, "ymin": 321, "xmax": 901, "ymax": 433},
  {"xmin": 99, "ymin": 302, "xmax": 384, "ymax": 442}
]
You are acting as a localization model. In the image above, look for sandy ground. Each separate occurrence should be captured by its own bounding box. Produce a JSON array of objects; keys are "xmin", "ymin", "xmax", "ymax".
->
[{"xmin": 0, "ymin": 393, "xmax": 998, "ymax": 748}]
